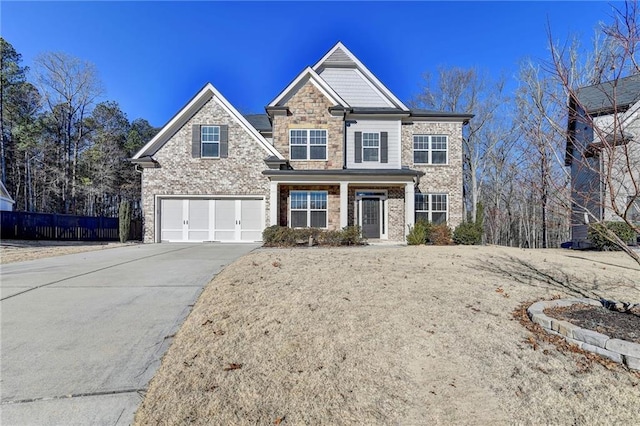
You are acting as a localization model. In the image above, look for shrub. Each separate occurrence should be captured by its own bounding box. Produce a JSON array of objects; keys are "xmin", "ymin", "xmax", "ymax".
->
[
  {"xmin": 317, "ymin": 230, "xmax": 343, "ymax": 246},
  {"xmin": 118, "ymin": 200, "xmax": 131, "ymax": 243},
  {"xmin": 407, "ymin": 221, "xmax": 428, "ymax": 245},
  {"xmin": 453, "ymin": 222, "xmax": 482, "ymax": 245},
  {"xmin": 430, "ymin": 223, "xmax": 452, "ymax": 245},
  {"xmin": 262, "ymin": 225, "xmax": 280, "ymax": 245},
  {"xmin": 588, "ymin": 221, "xmax": 637, "ymax": 250},
  {"xmin": 262, "ymin": 226, "xmax": 365, "ymax": 247},
  {"xmin": 340, "ymin": 226, "xmax": 363, "ymax": 245}
]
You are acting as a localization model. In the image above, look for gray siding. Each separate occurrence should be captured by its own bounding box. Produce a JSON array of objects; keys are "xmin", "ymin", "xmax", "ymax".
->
[
  {"xmin": 319, "ymin": 68, "xmax": 392, "ymax": 107},
  {"xmin": 346, "ymin": 119, "xmax": 400, "ymax": 169}
]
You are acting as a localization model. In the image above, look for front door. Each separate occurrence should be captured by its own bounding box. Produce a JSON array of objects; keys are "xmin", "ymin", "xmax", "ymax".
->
[{"xmin": 361, "ymin": 198, "xmax": 380, "ymax": 238}]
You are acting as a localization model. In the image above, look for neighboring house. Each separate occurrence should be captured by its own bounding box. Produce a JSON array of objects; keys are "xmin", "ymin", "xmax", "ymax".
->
[
  {"xmin": 132, "ymin": 42, "xmax": 472, "ymax": 243},
  {"xmin": 0, "ymin": 180, "xmax": 15, "ymax": 211},
  {"xmin": 566, "ymin": 74, "xmax": 640, "ymax": 248}
]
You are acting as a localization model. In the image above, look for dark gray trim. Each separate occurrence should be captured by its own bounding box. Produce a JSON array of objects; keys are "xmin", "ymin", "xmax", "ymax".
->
[
  {"xmin": 220, "ymin": 124, "xmax": 229, "ymax": 158},
  {"xmin": 355, "ymin": 131, "xmax": 362, "ymax": 163},
  {"xmin": 380, "ymin": 132, "xmax": 388, "ymax": 163},
  {"xmin": 130, "ymin": 156, "xmax": 160, "ymax": 168},
  {"xmin": 263, "ymin": 168, "xmax": 424, "ymax": 177},
  {"xmin": 192, "ymin": 124, "xmax": 201, "ymax": 158}
]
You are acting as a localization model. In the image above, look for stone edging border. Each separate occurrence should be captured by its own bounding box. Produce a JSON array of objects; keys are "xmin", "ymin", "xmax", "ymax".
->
[{"xmin": 527, "ymin": 298, "xmax": 640, "ymax": 371}]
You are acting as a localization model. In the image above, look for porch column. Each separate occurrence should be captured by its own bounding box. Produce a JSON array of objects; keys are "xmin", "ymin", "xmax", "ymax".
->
[
  {"xmin": 340, "ymin": 181, "xmax": 349, "ymax": 228},
  {"xmin": 405, "ymin": 182, "xmax": 415, "ymax": 238},
  {"xmin": 270, "ymin": 181, "xmax": 278, "ymax": 227}
]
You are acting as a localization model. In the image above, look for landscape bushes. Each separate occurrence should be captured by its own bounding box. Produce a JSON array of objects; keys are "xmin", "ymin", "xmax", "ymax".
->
[
  {"xmin": 453, "ymin": 221, "xmax": 482, "ymax": 245},
  {"xmin": 407, "ymin": 220, "xmax": 452, "ymax": 245},
  {"xmin": 588, "ymin": 221, "xmax": 637, "ymax": 250},
  {"xmin": 262, "ymin": 225, "xmax": 365, "ymax": 247}
]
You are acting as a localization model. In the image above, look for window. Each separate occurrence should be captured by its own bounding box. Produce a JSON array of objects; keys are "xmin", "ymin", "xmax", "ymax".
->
[
  {"xmin": 413, "ymin": 135, "xmax": 448, "ymax": 164},
  {"xmin": 289, "ymin": 129, "xmax": 327, "ymax": 160},
  {"xmin": 201, "ymin": 126, "xmax": 220, "ymax": 158},
  {"xmin": 290, "ymin": 191, "xmax": 328, "ymax": 228},
  {"xmin": 362, "ymin": 132, "xmax": 380, "ymax": 162},
  {"xmin": 415, "ymin": 193, "xmax": 448, "ymax": 224}
]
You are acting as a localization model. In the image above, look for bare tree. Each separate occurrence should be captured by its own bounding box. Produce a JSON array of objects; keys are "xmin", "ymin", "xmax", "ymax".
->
[
  {"xmin": 33, "ymin": 52, "xmax": 102, "ymax": 213},
  {"xmin": 536, "ymin": 0, "xmax": 640, "ymax": 264},
  {"xmin": 412, "ymin": 67, "xmax": 512, "ymax": 223}
]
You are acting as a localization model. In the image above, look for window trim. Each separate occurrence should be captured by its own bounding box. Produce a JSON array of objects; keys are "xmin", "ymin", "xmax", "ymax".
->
[
  {"xmin": 289, "ymin": 129, "xmax": 328, "ymax": 161},
  {"xmin": 415, "ymin": 193, "xmax": 448, "ymax": 224},
  {"xmin": 413, "ymin": 135, "xmax": 448, "ymax": 165},
  {"xmin": 289, "ymin": 190, "xmax": 328, "ymax": 229},
  {"xmin": 362, "ymin": 132, "xmax": 380, "ymax": 162},
  {"xmin": 201, "ymin": 125, "xmax": 220, "ymax": 158}
]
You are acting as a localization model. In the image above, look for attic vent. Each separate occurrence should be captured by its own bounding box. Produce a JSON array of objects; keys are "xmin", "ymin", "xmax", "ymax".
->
[{"xmin": 325, "ymin": 48, "xmax": 354, "ymax": 66}]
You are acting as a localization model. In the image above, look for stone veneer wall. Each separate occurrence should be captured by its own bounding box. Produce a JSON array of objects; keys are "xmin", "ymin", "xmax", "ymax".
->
[
  {"xmin": 272, "ymin": 81, "xmax": 344, "ymax": 170},
  {"xmin": 141, "ymin": 97, "xmax": 271, "ymax": 242},
  {"xmin": 278, "ymin": 185, "xmax": 340, "ymax": 230},
  {"xmin": 401, "ymin": 121, "xmax": 464, "ymax": 229},
  {"xmin": 387, "ymin": 187, "xmax": 406, "ymax": 241}
]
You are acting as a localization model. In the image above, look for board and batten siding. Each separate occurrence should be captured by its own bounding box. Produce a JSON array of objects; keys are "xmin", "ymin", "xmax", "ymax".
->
[
  {"xmin": 346, "ymin": 119, "xmax": 401, "ymax": 169},
  {"xmin": 318, "ymin": 68, "xmax": 392, "ymax": 108}
]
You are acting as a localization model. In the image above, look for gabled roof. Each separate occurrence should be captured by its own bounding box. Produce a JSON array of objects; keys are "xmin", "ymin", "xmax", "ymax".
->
[
  {"xmin": 244, "ymin": 114, "xmax": 272, "ymax": 132},
  {"xmin": 133, "ymin": 83, "xmax": 283, "ymax": 161},
  {"xmin": 313, "ymin": 42, "xmax": 409, "ymax": 111},
  {"xmin": 576, "ymin": 74, "xmax": 640, "ymax": 115},
  {"xmin": 267, "ymin": 67, "xmax": 349, "ymax": 108}
]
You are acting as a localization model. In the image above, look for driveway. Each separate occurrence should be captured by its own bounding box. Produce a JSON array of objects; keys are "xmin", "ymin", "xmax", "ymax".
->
[{"xmin": 0, "ymin": 243, "xmax": 258, "ymax": 425}]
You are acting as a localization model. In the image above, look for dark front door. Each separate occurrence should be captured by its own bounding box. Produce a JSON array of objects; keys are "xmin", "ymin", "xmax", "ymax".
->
[{"xmin": 362, "ymin": 198, "xmax": 380, "ymax": 238}]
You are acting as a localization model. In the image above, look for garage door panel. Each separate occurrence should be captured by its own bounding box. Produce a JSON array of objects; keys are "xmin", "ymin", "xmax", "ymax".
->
[
  {"xmin": 188, "ymin": 200, "xmax": 210, "ymax": 241},
  {"xmin": 240, "ymin": 199, "xmax": 262, "ymax": 241},
  {"xmin": 160, "ymin": 197, "xmax": 264, "ymax": 242},
  {"xmin": 161, "ymin": 199, "xmax": 184, "ymax": 241}
]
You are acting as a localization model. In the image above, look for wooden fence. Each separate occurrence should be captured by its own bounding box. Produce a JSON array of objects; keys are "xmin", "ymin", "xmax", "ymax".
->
[{"xmin": 0, "ymin": 211, "xmax": 142, "ymax": 241}]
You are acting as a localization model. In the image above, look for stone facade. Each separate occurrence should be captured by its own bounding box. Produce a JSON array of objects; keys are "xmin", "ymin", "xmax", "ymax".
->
[
  {"xmin": 401, "ymin": 121, "xmax": 464, "ymax": 228},
  {"xmin": 141, "ymin": 97, "xmax": 271, "ymax": 242},
  {"xmin": 272, "ymin": 81, "xmax": 344, "ymax": 169}
]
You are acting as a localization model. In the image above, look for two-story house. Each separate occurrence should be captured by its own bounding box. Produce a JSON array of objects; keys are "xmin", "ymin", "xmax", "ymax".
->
[
  {"xmin": 566, "ymin": 74, "xmax": 640, "ymax": 248},
  {"xmin": 132, "ymin": 42, "xmax": 472, "ymax": 243}
]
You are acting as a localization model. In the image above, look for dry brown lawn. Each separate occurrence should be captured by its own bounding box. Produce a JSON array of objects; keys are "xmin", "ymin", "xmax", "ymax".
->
[
  {"xmin": 0, "ymin": 240, "xmax": 133, "ymax": 264},
  {"xmin": 135, "ymin": 245, "xmax": 640, "ymax": 425}
]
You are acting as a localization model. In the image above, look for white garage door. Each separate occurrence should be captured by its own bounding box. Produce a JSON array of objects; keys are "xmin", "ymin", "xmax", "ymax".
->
[{"xmin": 160, "ymin": 198, "xmax": 263, "ymax": 242}]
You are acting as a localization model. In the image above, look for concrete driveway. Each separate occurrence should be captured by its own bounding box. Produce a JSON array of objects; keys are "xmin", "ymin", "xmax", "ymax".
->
[{"xmin": 0, "ymin": 243, "xmax": 258, "ymax": 425}]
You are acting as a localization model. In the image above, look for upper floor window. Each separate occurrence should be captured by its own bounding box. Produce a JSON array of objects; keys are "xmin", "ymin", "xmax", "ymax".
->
[
  {"xmin": 415, "ymin": 193, "xmax": 448, "ymax": 224},
  {"xmin": 362, "ymin": 133, "xmax": 380, "ymax": 162},
  {"xmin": 290, "ymin": 191, "xmax": 328, "ymax": 228},
  {"xmin": 290, "ymin": 129, "xmax": 327, "ymax": 160},
  {"xmin": 201, "ymin": 126, "xmax": 220, "ymax": 158},
  {"xmin": 414, "ymin": 135, "xmax": 448, "ymax": 165},
  {"xmin": 355, "ymin": 131, "xmax": 388, "ymax": 164}
]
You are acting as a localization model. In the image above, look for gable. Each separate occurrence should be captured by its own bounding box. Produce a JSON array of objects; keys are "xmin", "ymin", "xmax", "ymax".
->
[
  {"xmin": 268, "ymin": 67, "xmax": 347, "ymax": 108},
  {"xmin": 313, "ymin": 42, "xmax": 408, "ymax": 111},
  {"xmin": 317, "ymin": 67, "xmax": 393, "ymax": 108},
  {"xmin": 133, "ymin": 83, "xmax": 283, "ymax": 162}
]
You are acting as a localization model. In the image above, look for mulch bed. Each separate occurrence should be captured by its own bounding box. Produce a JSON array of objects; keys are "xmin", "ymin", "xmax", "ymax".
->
[{"xmin": 545, "ymin": 304, "xmax": 640, "ymax": 344}]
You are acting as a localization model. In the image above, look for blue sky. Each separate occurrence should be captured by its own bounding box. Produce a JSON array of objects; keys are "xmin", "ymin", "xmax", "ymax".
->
[{"xmin": 2, "ymin": 1, "xmax": 621, "ymax": 127}]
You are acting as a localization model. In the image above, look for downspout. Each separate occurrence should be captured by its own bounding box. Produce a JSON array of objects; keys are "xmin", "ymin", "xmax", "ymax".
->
[{"xmin": 343, "ymin": 112, "xmax": 348, "ymax": 169}]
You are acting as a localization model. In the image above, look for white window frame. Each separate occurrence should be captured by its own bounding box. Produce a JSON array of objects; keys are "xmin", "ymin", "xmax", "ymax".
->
[
  {"xmin": 201, "ymin": 125, "xmax": 220, "ymax": 158},
  {"xmin": 413, "ymin": 135, "xmax": 448, "ymax": 165},
  {"xmin": 289, "ymin": 190, "xmax": 328, "ymax": 228},
  {"xmin": 289, "ymin": 129, "xmax": 327, "ymax": 161},
  {"xmin": 362, "ymin": 132, "xmax": 380, "ymax": 162},
  {"xmin": 415, "ymin": 193, "xmax": 448, "ymax": 224}
]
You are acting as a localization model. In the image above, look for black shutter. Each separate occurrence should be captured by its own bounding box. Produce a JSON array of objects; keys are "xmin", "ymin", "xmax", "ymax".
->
[
  {"xmin": 355, "ymin": 131, "xmax": 362, "ymax": 163},
  {"xmin": 191, "ymin": 124, "xmax": 201, "ymax": 158},
  {"xmin": 380, "ymin": 132, "xmax": 388, "ymax": 163},
  {"xmin": 220, "ymin": 125, "xmax": 228, "ymax": 158}
]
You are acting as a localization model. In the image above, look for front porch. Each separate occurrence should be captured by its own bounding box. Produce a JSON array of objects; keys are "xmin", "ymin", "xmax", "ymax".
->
[{"xmin": 263, "ymin": 169, "xmax": 423, "ymax": 241}]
